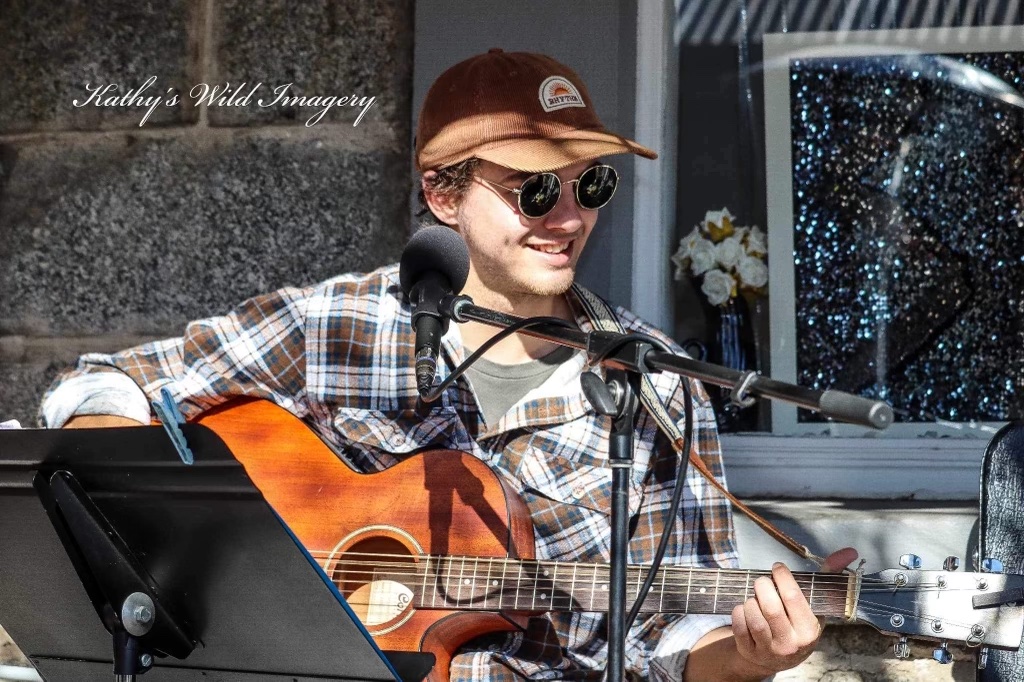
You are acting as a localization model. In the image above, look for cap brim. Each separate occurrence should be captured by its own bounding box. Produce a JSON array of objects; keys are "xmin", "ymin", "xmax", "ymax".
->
[{"xmin": 474, "ymin": 129, "xmax": 657, "ymax": 172}]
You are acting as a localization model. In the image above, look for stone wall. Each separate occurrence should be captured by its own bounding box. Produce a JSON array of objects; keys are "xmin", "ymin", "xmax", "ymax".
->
[
  {"xmin": 0, "ymin": 0, "xmax": 411, "ymax": 670},
  {"xmin": 781, "ymin": 626, "xmax": 975, "ymax": 681},
  {"xmin": 0, "ymin": 0, "xmax": 413, "ymax": 427}
]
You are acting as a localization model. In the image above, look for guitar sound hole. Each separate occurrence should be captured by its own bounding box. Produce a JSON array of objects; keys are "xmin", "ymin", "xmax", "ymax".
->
[{"xmin": 332, "ymin": 536, "xmax": 414, "ymax": 597}]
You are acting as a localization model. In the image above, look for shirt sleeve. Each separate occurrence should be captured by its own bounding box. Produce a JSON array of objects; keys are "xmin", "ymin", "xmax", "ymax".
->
[
  {"xmin": 41, "ymin": 369, "xmax": 153, "ymax": 427},
  {"xmin": 39, "ymin": 284, "xmax": 312, "ymax": 427},
  {"xmin": 640, "ymin": 613, "xmax": 734, "ymax": 682}
]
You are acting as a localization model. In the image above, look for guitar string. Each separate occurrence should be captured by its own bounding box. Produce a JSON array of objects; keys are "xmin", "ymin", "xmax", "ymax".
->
[
  {"xmin": 855, "ymin": 602, "xmax": 984, "ymax": 633},
  {"xmin": 327, "ymin": 574, "xmax": 946, "ymax": 601},
  {"xmin": 314, "ymin": 554, "xmax": 987, "ymax": 630},
  {"xmin": 336, "ymin": 580, "xmax": 986, "ymax": 633},
  {"xmin": 321, "ymin": 562, "xmax": 860, "ymax": 588},
  {"xmin": 310, "ymin": 552, "xmax": 979, "ymax": 603},
  {"xmin": 307, "ymin": 553, "xmax": 886, "ymax": 589},
  {"xmin": 304, "ymin": 549, "xmax": 900, "ymax": 582},
  {"xmin": 340, "ymin": 595, "xmax": 984, "ymax": 636},
  {"xmin": 331, "ymin": 567, "xmax": 980, "ymax": 621},
  {"xmin": 321, "ymin": 563, "xmax": 891, "ymax": 607},
  {"xmin": 326, "ymin": 568, "xmax": 857, "ymax": 590},
  {"xmin": 336, "ymin": 574, "xmax": 990, "ymax": 635},
  {"xmin": 312, "ymin": 556, "xmax": 920, "ymax": 593},
  {"xmin": 324, "ymin": 568, "xmax": 983, "ymax": 622},
  {"xmin": 328, "ymin": 570, "xmax": 958, "ymax": 594},
  {"xmin": 306, "ymin": 550, "xmax": 868, "ymax": 579}
]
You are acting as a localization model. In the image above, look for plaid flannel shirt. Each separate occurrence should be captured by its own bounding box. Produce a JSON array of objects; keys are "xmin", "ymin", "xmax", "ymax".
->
[{"xmin": 41, "ymin": 264, "xmax": 739, "ymax": 681}]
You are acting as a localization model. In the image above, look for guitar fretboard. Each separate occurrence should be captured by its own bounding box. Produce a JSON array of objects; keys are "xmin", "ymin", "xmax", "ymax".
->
[{"xmin": 363, "ymin": 555, "xmax": 854, "ymax": 618}]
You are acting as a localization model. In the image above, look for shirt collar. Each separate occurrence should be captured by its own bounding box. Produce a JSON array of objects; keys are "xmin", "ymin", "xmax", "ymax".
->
[{"xmin": 436, "ymin": 286, "xmax": 603, "ymax": 435}]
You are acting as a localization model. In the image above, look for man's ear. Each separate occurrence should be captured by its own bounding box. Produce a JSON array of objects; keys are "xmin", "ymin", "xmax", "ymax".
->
[{"xmin": 421, "ymin": 172, "xmax": 460, "ymax": 226}]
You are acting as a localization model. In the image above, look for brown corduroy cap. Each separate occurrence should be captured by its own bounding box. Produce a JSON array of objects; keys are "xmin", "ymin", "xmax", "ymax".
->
[{"xmin": 416, "ymin": 49, "xmax": 657, "ymax": 173}]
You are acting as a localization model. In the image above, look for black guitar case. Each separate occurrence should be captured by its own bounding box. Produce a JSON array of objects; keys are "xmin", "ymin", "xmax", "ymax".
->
[{"xmin": 978, "ymin": 421, "xmax": 1024, "ymax": 681}]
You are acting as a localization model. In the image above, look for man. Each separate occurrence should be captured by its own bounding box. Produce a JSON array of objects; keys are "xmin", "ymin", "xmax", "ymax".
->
[{"xmin": 42, "ymin": 49, "xmax": 854, "ymax": 680}]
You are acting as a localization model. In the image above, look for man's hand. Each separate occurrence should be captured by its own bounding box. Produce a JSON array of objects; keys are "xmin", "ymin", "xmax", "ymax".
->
[
  {"xmin": 731, "ymin": 547, "xmax": 859, "ymax": 678},
  {"xmin": 685, "ymin": 547, "xmax": 859, "ymax": 681},
  {"xmin": 63, "ymin": 415, "xmax": 148, "ymax": 428}
]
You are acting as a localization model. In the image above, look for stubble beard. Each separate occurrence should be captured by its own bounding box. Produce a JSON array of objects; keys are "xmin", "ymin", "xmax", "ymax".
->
[
  {"xmin": 456, "ymin": 198, "xmax": 586, "ymax": 313},
  {"xmin": 459, "ymin": 230, "xmax": 577, "ymax": 311},
  {"xmin": 473, "ymin": 256, "xmax": 576, "ymax": 309}
]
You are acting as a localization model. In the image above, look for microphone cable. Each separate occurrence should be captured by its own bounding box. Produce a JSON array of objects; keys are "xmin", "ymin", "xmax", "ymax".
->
[
  {"xmin": 580, "ymin": 330, "xmax": 698, "ymax": 633},
  {"xmin": 420, "ymin": 316, "xmax": 698, "ymax": 634},
  {"xmin": 417, "ymin": 315, "xmax": 578, "ymax": 404}
]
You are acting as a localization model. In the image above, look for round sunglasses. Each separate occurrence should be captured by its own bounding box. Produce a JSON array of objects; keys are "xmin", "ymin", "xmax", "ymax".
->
[{"xmin": 477, "ymin": 164, "xmax": 619, "ymax": 219}]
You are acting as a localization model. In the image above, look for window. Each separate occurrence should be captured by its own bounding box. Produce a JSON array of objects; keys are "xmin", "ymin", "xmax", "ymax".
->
[
  {"xmin": 764, "ymin": 26, "xmax": 1023, "ymax": 438},
  {"xmin": 673, "ymin": 4, "xmax": 1023, "ymax": 497}
]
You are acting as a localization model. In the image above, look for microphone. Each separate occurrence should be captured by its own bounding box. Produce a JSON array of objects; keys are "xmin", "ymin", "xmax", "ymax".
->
[{"xmin": 399, "ymin": 226, "xmax": 471, "ymax": 395}]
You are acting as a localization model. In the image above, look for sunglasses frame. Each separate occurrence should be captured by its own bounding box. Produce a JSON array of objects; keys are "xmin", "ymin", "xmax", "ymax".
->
[{"xmin": 478, "ymin": 164, "xmax": 619, "ymax": 218}]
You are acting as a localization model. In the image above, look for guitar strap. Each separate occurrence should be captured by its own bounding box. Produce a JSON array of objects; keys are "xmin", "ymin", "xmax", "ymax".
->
[{"xmin": 571, "ymin": 283, "xmax": 825, "ymax": 565}]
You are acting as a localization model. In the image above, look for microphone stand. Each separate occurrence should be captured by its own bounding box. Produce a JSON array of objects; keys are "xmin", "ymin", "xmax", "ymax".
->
[
  {"xmin": 435, "ymin": 294, "xmax": 893, "ymax": 682},
  {"xmin": 603, "ymin": 367, "xmax": 639, "ymax": 682},
  {"xmin": 441, "ymin": 296, "xmax": 893, "ymax": 429}
]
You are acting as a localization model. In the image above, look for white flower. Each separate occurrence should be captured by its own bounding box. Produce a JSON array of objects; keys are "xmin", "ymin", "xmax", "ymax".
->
[
  {"xmin": 715, "ymin": 236, "xmax": 744, "ymax": 269},
  {"xmin": 737, "ymin": 254, "xmax": 768, "ymax": 289},
  {"xmin": 670, "ymin": 226, "xmax": 704, "ymax": 280},
  {"xmin": 704, "ymin": 207, "xmax": 734, "ymax": 229},
  {"xmin": 682, "ymin": 225, "xmax": 703, "ymax": 252},
  {"xmin": 688, "ymin": 238, "xmax": 717, "ymax": 276},
  {"xmin": 670, "ymin": 252, "xmax": 687, "ymax": 280},
  {"xmin": 667, "ymin": 207, "xmax": 768, "ymax": 306},
  {"xmin": 701, "ymin": 269, "xmax": 736, "ymax": 306},
  {"xmin": 746, "ymin": 225, "xmax": 768, "ymax": 255}
]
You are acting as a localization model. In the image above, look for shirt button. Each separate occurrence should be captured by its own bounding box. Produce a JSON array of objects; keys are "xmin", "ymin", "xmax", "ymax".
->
[{"xmin": 572, "ymin": 483, "xmax": 586, "ymax": 499}]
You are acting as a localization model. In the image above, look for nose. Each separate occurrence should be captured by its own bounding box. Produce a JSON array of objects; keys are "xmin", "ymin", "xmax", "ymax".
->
[{"xmin": 542, "ymin": 183, "xmax": 585, "ymax": 233}]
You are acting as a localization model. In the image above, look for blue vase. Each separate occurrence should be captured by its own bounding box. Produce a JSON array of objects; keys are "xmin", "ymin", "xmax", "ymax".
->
[{"xmin": 708, "ymin": 297, "xmax": 758, "ymax": 432}]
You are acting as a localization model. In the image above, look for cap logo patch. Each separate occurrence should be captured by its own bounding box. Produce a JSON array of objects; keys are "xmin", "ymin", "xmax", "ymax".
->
[{"xmin": 539, "ymin": 76, "xmax": 585, "ymax": 112}]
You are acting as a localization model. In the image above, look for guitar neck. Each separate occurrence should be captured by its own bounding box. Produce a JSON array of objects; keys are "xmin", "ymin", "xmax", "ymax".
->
[{"xmin": 387, "ymin": 556, "xmax": 856, "ymax": 618}]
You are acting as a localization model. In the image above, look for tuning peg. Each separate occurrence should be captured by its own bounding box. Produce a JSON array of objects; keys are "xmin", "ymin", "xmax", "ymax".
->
[
  {"xmin": 981, "ymin": 558, "xmax": 1004, "ymax": 573},
  {"xmin": 893, "ymin": 637, "xmax": 910, "ymax": 659},
  {"xmin": 977, "ymin": 647, "xmax": 989, "ymax": 670},
  {"xmin": 932, "ymin": 642, "xmax": 953, "ymax": 664},
  {"xmin": 943, "ymin": 556, "xmax": 960, "ymax": 571},
  {"xmin": 899, "ymin": 553, "xmax": 922, "ymax": 569}
]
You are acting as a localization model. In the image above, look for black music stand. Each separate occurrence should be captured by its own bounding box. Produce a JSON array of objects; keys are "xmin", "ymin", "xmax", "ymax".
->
[{"xmin": 0, "ymin": 424, "xmax": 434, "ymax": 682}]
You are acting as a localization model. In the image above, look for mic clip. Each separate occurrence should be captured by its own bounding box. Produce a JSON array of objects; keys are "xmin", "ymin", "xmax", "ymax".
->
[
  {"xmin": 440, "ymin": 294, "xmax": 472, "ymax": 323},
  {"xmin": 409, "ymin": 273, "xmax": 453, "ymax": 331}
]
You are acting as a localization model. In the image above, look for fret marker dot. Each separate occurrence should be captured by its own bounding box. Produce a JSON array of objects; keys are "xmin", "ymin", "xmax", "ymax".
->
[
  {"xmin": 700, "ymin": 587, "xmax": 707, "ymax": 594},
  {"xmin": 464, "ymin": 579, "xmax": 471, "ymax": 585},
  {"xmin": 541, "ymin": 593, "xmax": 548, "ymax": 600},
  {"xmin": 491, "ymin": 580, "xmax": 498, "ymax": 586},
  {"xmin": 543, "ymin": 570, "xmax": 550, "ymax": 577},
  {"xmin": 602, "ymin": 584, "xmax": 608, "ymax": 590}
]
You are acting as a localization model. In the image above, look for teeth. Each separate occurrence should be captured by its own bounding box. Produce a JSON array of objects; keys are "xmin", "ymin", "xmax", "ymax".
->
[{"xmin": 531, "ymin": 243, "xmax": 569, "ymax": 254}]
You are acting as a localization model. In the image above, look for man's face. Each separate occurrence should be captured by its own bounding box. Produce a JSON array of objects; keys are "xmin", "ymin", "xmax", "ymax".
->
[{"xmin": 454, "ymin": 159, "xmax": 601, "ymax": 306}]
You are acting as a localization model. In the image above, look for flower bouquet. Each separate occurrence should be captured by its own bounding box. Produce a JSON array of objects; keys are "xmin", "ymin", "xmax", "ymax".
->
[
  {"xmin": 671, "ymin": 208, "xmax": 768, "ymax": 431},
  {"xmin": 671, "ymin": 208, "xmax": 768, "ymax": 306}
]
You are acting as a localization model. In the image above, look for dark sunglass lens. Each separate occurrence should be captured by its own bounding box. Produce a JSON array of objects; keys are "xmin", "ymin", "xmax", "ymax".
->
[
  {"xmin": 519, "ymin": 173, "xmax": 562, "ymax": 218},
  {"xmin": 576, "ymin": 166, "xmax": 618, "ymax": 210}
]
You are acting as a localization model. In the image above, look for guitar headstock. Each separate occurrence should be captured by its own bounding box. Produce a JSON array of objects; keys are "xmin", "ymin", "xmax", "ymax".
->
[{"xmin": 855, "ymin": 561, "xmax": 1024, "ymax": 658}]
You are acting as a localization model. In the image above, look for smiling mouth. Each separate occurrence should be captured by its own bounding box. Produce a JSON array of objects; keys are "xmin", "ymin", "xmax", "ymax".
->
[{"xmin": 527, "ymin": 242, "xmax": 572, "ymax": 255}]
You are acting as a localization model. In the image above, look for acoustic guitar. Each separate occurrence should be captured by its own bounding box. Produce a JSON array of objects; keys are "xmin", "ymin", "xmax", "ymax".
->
[{"xmin": 196, "ymin": 399, "xmax": 1024, "ymax": 680}]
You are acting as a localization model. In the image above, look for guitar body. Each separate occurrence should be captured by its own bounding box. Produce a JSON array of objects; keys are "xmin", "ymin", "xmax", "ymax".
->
[
  {"xmin": 190, "ymin": 399, "xmax": 1024, "ymax": 679},
  {"xmin": 196, "ymin": 399, "xmax": 535, "ymax": 681}
]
